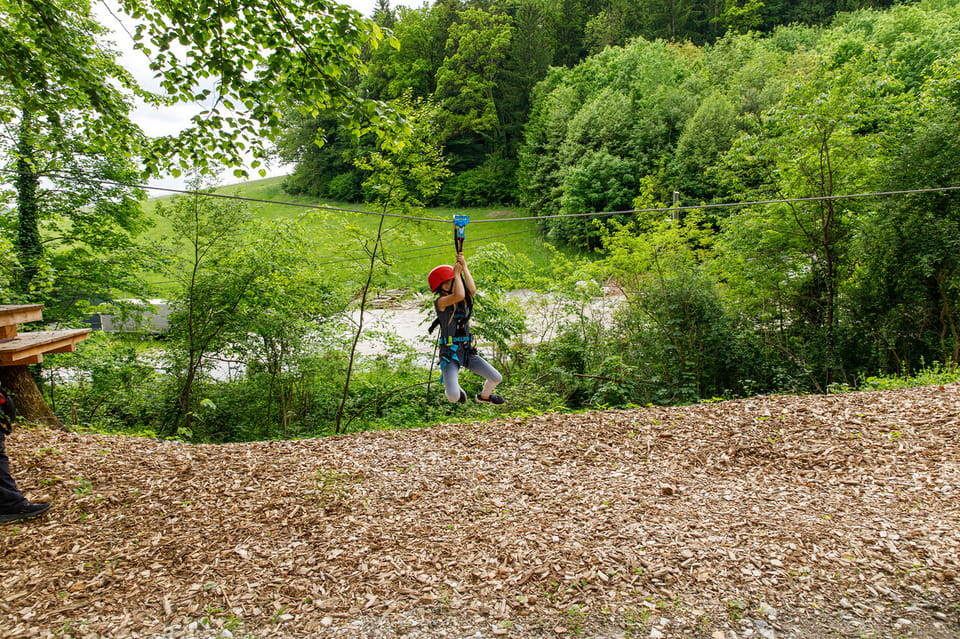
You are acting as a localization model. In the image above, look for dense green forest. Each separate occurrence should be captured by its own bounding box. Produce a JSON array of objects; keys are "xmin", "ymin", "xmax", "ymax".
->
[
  {"xmin": 280, "ymin": 0, "xmax": 902, "ymax": 205},
  {"xmin": 283, "ymin": 0, "xmax": 960, "ymax": 386},
  {"xmin": 3, "ymin": 0, "xmax": 960, "ymax": 442}
]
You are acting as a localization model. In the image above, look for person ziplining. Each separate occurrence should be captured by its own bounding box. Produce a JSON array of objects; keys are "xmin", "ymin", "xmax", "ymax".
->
[{"xmin": 427, "ymin": 216, "xmax": 504, "ymax": 405}]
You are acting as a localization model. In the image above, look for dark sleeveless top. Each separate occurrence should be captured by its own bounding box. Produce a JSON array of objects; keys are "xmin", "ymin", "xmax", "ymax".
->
[{"xmin": 431, "ymin": 281, "xmax": 474, "ymax": 368}]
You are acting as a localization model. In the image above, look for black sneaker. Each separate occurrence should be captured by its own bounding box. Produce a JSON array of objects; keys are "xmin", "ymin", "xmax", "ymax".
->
[
  {"xmin": 475, "ymin": 393, "xmax": 504, "ymax": 405},
  {"xmin": 0, "ymin": 502, "xmax": 52, "ymax": 523}
]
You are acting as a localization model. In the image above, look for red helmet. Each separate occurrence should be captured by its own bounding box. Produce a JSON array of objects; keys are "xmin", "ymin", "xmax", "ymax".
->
[{"xmin": 428, "ymin": 265, "xmax": 455, "ymax": 292}]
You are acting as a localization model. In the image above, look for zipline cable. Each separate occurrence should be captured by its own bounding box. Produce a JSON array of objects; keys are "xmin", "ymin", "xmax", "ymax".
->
[
  {"xmin": 312, "ymin": 226, "xmax": 548, "ymax": 267},
  {"xmin": 468, "ymin": 185, "xmax": 960, "ymax": 224},
  {"xmin": 39, "ymin": 172, "xmax": 450, "ymax": 224},
  {"xmin": 13, "ymin": 168, "xmax": 960, "ymax": 229},
  {"xmin": 94, "ymin": 225, "xmax": 548, "ymax": 285}
]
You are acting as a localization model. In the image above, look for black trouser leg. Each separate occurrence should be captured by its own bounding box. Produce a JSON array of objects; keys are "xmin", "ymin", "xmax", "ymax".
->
[{"xmin": 0, "ymin": 431, "xmax": 27, "ymax": 511}]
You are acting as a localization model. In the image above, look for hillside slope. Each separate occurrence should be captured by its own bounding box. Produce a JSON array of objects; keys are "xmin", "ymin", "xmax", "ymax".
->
[{"xmin": 2, "ymin": 386, "xmax": 959, "ymax": 638}]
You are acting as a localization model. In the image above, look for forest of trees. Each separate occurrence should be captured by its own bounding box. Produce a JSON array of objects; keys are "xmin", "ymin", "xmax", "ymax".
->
[
  {"xmin": 279, "ymin": 0, "xmax": 901, "ymax": 205},
  {"xmin": 4, "ymin": 0, "xmax": 960, "ymax": 441},
  {"xmin": 281, "ymin": 0, "xmax": 960, "ymax": 393}
]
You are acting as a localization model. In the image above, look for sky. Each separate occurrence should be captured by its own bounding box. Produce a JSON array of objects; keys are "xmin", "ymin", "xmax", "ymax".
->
[{"xmin": 96, "ymin": 0, "xmax": 381, "ymax": 191}]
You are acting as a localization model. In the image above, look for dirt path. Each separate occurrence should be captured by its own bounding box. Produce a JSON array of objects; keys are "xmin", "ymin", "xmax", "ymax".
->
[{"xmin": 2, "ymin": 385, "xmax": 959, "ymax": 638}]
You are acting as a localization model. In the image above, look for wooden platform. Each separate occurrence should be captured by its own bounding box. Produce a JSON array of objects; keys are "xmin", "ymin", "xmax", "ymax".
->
[
  {"xmin": 0, "ymin": 304, "xmax": 90, "ymax": 365},
  {"xmin": 0, "ymin": 329, "xmax": 91, "ymax": 365},
  {"xmin": 0, "ymin": 304, "xmax": 43, "ymax": 339}
]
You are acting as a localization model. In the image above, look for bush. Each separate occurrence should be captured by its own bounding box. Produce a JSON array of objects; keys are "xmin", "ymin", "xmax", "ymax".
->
[
  {"xmin": 829, "ymin": 361, "xmax": 960, "ymax": 393},
  {"xmin": 45, "ymin": 335, "xmax": 176, "ymax": 435},
  {"xmin": 609, "ymin": 275, "xmax": 764, "ymax": 404},
  {"xmin": 325, "ymin": 171, "xmax": 364, "ymax": 202},
  {"xmin": 438, "ymin": 156, "xmax": 517, "ymax": 206}
]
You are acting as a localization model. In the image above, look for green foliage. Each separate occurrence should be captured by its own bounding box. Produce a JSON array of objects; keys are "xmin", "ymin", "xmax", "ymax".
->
[
  {"xmin": 0, "ymin": 234, "xmax": 17, "ymax": 295},
  {"xmin": 325, "ymin": 171, "xmax": 365, "ymax": 203},
  {"xmin": 354, "ymin": 95, "xmax": 451, "ymax": 211},
  {"xmin": 609, "ymin": 277, "xmax": 756, "ymax": 404},
  {"xmin": 669, "ymin": 92, "xmax": 739, "ymax": 203},
  {"xmin": 829, "ymin": 361, "xmax": 960, "ymax": 393},
  {"xmin": 276, "ymin": 114, "xmax": 367, "ymax": 201},
  {"xmin": 518, "ymin": 38, "xmax": 697, "ymax": 248},
  {"xmin": 709, "ymin": 5, "xmax": 960, "ymax": 388},
  {"xmin": 0, "ymin": 0, "xmax": 153, "ymax": 313},
  {"xmin": 435, "ymin": 8, "xmax": 513, "ymax": 147},
  {"xmin": 719, "ymin": 0, "xmax": 765, "ymax": 34},
  {"xmin": 0, "ymin": 0, "xmax": 142, "ymax": 151},
  {"xmin": 118, "ymin": 0, "xmax": 392, "ymax": 177},
  {"xmin": 24, "ymin": 0, "xmax": 960, "ymax": 443},
  {"xmin": 595, "ymin": 213, "xmax": 766, "ymax": 403},
  {"xmin": 365, "ymin": 4, "xmax": 449, "ymax": 100},
  {"xmin": 467, "ymin": 241, "xmax": 538, "ymax": 292},
  {"xmin": 154, "ymin": 183, "xmax": 349, "ymax": 441},
  {"xmin": 337, "ymin": 94, "xmax": 452, "ymax": 433},
  {"xmin": 44, "ymin": 333, "xmax": 173, "ymax": 435},
  {"xmin": 527, "ymin": 320, "xmax": 610, "ymax": 408},
  {"xmin": 846, "ymin": 49, "xmax": 960, "ymax": 373},
  {"xmin": 557, "ymin": 151, "xmax": 640, "ymax": 249},
  {"xmin": 293, "ymin": 0, "xmax": 898, "ymax": 214},
  {"xmin": 517, "ymin": 80, "xmax": 580, "ymax": 214},
  {"xmin": 438, "ymin": 156, "xmax": 517, "ymax": 206},
  {"xmin": 1, "ymin": 0, "xmax": 394, "ymax": 337}
]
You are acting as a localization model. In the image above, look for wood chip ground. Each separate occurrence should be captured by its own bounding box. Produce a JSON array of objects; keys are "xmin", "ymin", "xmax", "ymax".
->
[{"xmin": 2, "ymin": 385, "xmax": 959, "ymax": 638}]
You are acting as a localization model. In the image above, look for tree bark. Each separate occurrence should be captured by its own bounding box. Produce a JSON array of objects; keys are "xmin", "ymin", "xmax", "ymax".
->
[
  {"xmin": 15, "ymin": 110, "xmax": 43, "ymax": 295},
  {"xmin": 335, "ymin": 214, "xmax": 387, "ymax": 434},
  {"xmin": 0, "ymin": 366, "xmax": 65, "ymax": 430}
]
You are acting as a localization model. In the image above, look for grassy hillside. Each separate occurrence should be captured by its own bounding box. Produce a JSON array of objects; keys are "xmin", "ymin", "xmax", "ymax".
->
[{"xmin": 139, "ymin": 176, "xmax": 577, "ymax": 293}]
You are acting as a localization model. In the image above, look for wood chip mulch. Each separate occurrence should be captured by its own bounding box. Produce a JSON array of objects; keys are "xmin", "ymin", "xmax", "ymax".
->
[{"xmin": 2, "ymin": 385, "xmax": 960, "ymax": 639}]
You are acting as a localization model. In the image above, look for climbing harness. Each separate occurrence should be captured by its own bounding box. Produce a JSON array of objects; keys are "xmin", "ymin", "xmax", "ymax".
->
[
  {"xmin": 427, "ymin": 214, "xmax": 475, "ymax": 371},
  {"xmin": 429, "ymin": 285, "xmax": 475, "ymax": 370}
]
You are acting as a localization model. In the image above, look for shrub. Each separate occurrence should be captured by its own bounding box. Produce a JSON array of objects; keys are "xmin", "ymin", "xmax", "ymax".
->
[
  {"xmin": 325, "ymin": 171, "xmax": 364, "ymax": 203},
  {"xmin": 438, "ymin": 156, "xmax": 517, "ymax": 206}
]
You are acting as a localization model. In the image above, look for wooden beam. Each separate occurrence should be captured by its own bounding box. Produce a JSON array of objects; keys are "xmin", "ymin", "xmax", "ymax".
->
[
  {"xmin": 46, "ymin": 343, "xmax": 82, "ymax": 354},
  {"xmin": 0, "ymin": 304, "xmax": 44, "ymax": 329},
  {"xmin": 0, "ymin": 328, "xmax": 90, "ymax": 366}
]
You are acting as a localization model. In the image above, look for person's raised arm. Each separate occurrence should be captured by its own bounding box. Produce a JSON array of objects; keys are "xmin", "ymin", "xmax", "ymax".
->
[
  {"xmin": 436, "ymin": 261, "xmax": 466, "ymax": 311},
  {"xmin": 458, "ymin": 253, "xmax": 477, "ymax": 296}
]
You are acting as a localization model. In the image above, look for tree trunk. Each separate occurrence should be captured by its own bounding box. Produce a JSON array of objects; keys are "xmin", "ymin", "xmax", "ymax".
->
[
  {"xmin": 15, "ymin": 110, "xmax": 43, "ymax": 295},
  {"xmin": 0, "ymin": 366, "xmax": 65, "ymax": 430},
  {"xmin": 335, "ymin": 215, "xmax": 387, "ymax": 434}
]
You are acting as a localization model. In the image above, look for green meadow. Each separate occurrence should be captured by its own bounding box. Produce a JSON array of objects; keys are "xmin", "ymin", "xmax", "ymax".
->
[{"xmin": 139, "ymin": 176, "xmax": 572, "ymax": 293}]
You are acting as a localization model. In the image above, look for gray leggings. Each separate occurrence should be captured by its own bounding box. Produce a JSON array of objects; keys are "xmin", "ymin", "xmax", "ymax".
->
[{"xmin": 442, "ymin": 354, "xmax": 502, "ymax": 402}]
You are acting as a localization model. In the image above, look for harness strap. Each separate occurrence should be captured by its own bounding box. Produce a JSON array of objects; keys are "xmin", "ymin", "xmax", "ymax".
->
[
  {"xmin": 439, "ymin": 342, "xmax": 476, "ymax": 370},
  {"xmin": 461, "ymin": 285, "xmax": 473, "ymax": 322}
]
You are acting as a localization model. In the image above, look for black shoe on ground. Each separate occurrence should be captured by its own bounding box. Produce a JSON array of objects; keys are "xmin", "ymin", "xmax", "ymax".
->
[
  {"xmin": 476, "ymin": 393, "xmax": 504, "ymax": 405},
  {"xmin": 0, "ymin": 502, "xmax": 52, "ymax": 523}
]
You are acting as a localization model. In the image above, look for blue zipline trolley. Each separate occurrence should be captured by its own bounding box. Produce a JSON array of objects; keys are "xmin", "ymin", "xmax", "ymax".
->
[{"xmin": 453, "ymin": 214, "xmax": 469, "ymax": 253}]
